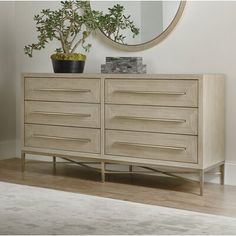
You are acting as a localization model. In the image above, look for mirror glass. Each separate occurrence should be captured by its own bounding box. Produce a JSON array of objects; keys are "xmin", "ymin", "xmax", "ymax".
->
[{"xmin": 90, "ymin": 0, "xmax": 181, "ymax": 46}]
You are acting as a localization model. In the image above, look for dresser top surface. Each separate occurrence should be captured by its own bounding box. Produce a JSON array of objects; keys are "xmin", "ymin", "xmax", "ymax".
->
[{"xmin": 22, "ymin": 73, "xmax": 225, "ymax": 80}]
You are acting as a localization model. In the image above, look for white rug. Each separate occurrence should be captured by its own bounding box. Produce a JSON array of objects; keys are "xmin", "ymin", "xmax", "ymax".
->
[{"xmin": 0, "ymin": 182, "xmax": 236, "ymax": 235}]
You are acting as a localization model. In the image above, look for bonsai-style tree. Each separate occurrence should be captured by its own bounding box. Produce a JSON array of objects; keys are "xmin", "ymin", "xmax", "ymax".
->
[
  {"xmin": 24, "ymin": 0, "xmax": 140, "ymax": 60},
  {"xmin": 24, "ymin": 0, "xmax": 102, "ymax": 60},
  {"xmin": 99, "ymin": 4, "xmax": 140, "ymax": 44}
]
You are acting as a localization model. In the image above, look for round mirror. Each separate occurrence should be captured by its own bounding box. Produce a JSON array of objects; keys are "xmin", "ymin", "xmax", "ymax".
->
[{"xmin": 90, "ymin": 1, "xmax": 186, "ymax": 51}]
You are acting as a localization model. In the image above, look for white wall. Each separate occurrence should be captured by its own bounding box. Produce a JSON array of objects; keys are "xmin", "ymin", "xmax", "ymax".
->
[
  {"xmin": 0, "ymin": 2, "xmax": 16, "ymax": 159},
  {"xmin": 9, "ymin": 1, "xmax": 236, "ymax": 185}
]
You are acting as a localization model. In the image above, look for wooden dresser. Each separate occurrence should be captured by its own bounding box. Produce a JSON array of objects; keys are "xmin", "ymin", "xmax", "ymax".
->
[{"xmin": 21, "ymin": 73, "xmax": 225, "ymax": 195}]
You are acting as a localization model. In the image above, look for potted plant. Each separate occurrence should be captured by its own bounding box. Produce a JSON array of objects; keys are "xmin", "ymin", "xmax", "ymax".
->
[
  {"xmin": 24, "ymin": 0, "xmax": 140, "ymax": 73},
  {"xmin": 24, "ymin": 0, "xmax": 102, "ymax": 73}
]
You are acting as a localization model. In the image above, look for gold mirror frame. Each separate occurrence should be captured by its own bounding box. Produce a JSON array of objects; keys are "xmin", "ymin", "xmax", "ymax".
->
[{"xmin": 96, "ymin": 1, "xmax": 186, "ymax": 52}]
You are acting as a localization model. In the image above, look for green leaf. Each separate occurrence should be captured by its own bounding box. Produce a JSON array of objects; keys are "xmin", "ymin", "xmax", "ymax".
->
[{"xmin": 24, "ymin": 0, "xmax": 140, "ymax": 57}]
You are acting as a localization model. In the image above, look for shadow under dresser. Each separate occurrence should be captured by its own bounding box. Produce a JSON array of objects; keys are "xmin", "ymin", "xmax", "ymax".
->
[{"xmin": 21, "ymin": 73, "xmax": 225, "ymax": 195}]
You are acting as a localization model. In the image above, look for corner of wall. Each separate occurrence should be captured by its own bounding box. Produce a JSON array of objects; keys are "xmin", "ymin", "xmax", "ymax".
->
[{"xmin": 0, "ymin": 140, "xmax": 16, "ymax": 160}]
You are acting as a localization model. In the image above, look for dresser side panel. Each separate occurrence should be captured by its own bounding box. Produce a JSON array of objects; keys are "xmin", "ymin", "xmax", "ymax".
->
[{"xmin": 202, "ymin": 75, "xmax": 225, "ymax": 169}]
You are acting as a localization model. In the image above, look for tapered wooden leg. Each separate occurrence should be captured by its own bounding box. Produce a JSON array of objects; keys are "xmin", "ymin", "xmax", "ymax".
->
[
  {"xmin": 53, "ymin": 156, "xmax": 56, "ymax": 174},
  {"xmin": 129, "ymin": 165, "xmax": 133, "ymax": 172},
  {"xmin": 199, "ymin": 170, "xmax": 204, "ymax": 196},
  {"xmin": 21, "ymin": 152, "xmax": 25, "ymax": 173},
  {"xmin": 220, "ymin": 163, "xmax": 225, "ymax": 185},
  {"xmin": 101, "ymin": 162, "xmax": 106, "ymax": 183}
]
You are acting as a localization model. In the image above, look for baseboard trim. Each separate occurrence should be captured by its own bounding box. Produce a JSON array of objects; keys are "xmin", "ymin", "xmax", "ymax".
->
[
  {"xmin": 224, "ymin": 161, "xmax": 236, "ymax": 186},
  {"xmin": 0, "ymin": 140, "xmax": 16, "ymax": 160},
  {"xmin": 182, "ymin": 161, "xmax": 236, "ymax": 186}
]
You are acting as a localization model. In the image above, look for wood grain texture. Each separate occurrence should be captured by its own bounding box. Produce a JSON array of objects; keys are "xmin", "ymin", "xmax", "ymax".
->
[
  {"xmin": 202, "ymin": 75, "xmax": 225, "ymax": 169},
  {"xmin": 105, "ymin": 79, "xmax": 198, "ymax": 107},
  {"xmin": 105, "ymin": 130, "xmax": 197, "ymax": 163},
  {"xmin": 23, "ymin": 73, "xmax": 206, "ymax": 80},
  {"xmin": 21, "ymin": 147, "xmax": 201, "ymax": 169},
  {"xmin": 25, "ymin": 124, "xmax": 101, "ymax": 154},
  {"xmin": 25, "ymin": 101, "xmax": 101, "ymax": 128},
  {"xmin": 105, "ymin": 104, "xmax": 198, "ymax": 135},
  {"xmin": 25, "ymin": 77, "xmax": 101, "ymax": 103},
  {"xmin": 21, "ymin": 73, "xmax": 225, "ymax": 192},
  {"xmin": 1, "ymin": 158, "xmax": 236, "ymax": 217}
]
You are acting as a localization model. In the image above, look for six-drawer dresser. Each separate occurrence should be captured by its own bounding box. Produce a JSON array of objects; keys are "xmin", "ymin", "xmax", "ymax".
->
[{"xmin": 21, "ymin": 73, "xmax": 225, "ymax": 195}]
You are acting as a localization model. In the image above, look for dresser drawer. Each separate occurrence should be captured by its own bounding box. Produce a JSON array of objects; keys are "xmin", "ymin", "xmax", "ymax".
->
[
  {"xmin": 25, "ymin": 78, "xmax": 100, "ymax": 103},
  {"xmin": 25, "ymin": 101, "xmax": 100, "ymax": 128},
  {"xmin": 105, "ymin": 130, "xmax": 197, "ymax": 163},
  {"xmin": 105, "ymin": 105, "xmax": 198, "ymax": 135},
  {"xmin": 25, "ymin": 124, "xmax": 100, "ymax": 154},
  {"xmin": 105, "ymin": 79, "xmax": 198, "ymax": 107}
]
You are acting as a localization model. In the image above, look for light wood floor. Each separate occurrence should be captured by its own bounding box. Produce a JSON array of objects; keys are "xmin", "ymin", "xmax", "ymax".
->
[{"xmin": 1, "ymin": 158, "xmax": 236, "ymax": 218}]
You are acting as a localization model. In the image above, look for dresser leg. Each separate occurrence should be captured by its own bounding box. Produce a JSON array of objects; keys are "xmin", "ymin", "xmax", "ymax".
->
[
  {"xmin": 53, "ymin": 156, "xmax": 56, "ymax": 174},
  {"xmin": 101, "ymin": 162, "xmax": 106, "ymax": 183},
  {"xmin": 21, "ymin": 152, "xmax": 25, "ymax": 173},
  {"xmin": 199, "ymin": 170, "xmax": 204, "ymax": 196},
  {"xmin": 129, "ymin": 165, "xmax": 133, "ymax": 172},
  {"xmin": 220, "ymin": 163, "xmax": 225, "ymax": 185}
]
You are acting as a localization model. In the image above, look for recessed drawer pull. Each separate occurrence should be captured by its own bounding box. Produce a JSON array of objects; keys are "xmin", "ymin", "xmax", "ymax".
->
[
  {"xmin": 33, "ymin": 88, "xmax": 91, "ymax": 93},
  {"xmin": 115, "ymin": 141, "xmax": 186, "ymax": 151},
  {"xmin": 33, "ymin": 134, "xmax": 91, "ymax": 143},
  {"xmin": 114, "ymin": 90, "xmax": 186, "ymax": 95},
  {"xmin": 114, "ymin": 116, "xmax": 186, "ymax": 123},
  {"xmin": 31, "ymin": 111, "xmax": 91, "ymax": 118}
]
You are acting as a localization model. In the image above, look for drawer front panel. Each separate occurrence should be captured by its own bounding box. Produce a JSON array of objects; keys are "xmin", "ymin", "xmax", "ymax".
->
[
  {"xmin": 25, "ymin": 124, "xmax": 100, "ymax": 153},
  {"xmin": 105, "ymin": 130, "xmax": 197, "ymax": 163},
  {"xmin": 25, "ymin": 78, "xmax": 100, "ymax": 103},
  {"xmin": 105, "ymin": 79, "xmax": 198, "ymax": 107},
  {"xmin": 105, "ymin": 105, "xmax": 198, "ymax": 135},
  {"xmin": 25, "ymin": 101, "xmax": 100, "ymax": 128}
]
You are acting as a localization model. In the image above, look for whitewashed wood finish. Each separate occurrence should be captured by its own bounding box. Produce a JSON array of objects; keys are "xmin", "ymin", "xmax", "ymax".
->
[
  {"xmin": 105, "ymin": 104, "xmax": 198, "ymax": 135},
  {"xmin": 201, "ymin": 75, "xmax": 225, "ymax": 169},
  {"xmin": 21, "ymin": 73, "xmax": 225, "ymax": 181},
  {"xmin": 25, "ymin": 101, "xmax": 100, "ymax": 128},
  {"xmin": 105, "ymin": 130, "xmax": 197, "ymax": 163},
  {"xmin": 25, "ymin": 124, "xmax": 101, "ymax": 154},
  {"xmin": 96, "ymin": 1, "xmax": 186, "ymax": 52},
  {"xmin": 100, "ymin": 77, "xmax": 105, "ymax": 157},
  {"xmin": 25, "ymin": 77, "xmax": 100, "ymax": 103},
  {"xmin": 105, "ymin": 79, "xmax": 198, "ymax": 107},
  {"xmin": 21, "ymin": 146, "xmax": 201, "ymax": 169},
  {"xmin": 23, "ymin": 73, "xmax": 203, "ymax": 80}
]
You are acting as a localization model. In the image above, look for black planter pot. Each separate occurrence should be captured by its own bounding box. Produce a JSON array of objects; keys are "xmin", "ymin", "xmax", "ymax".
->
[{"xmin": 52, "ymin": 59, "xmax": 85, "ymax": 73}]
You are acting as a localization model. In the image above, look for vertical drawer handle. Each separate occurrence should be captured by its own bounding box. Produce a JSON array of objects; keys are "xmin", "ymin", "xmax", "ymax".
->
[
  {"xmin": 115, "ymin": 141, "xmax": 186, "ymax": 151},
  {"xmin": 33, "ymin": 134, "xmax": 91, "ymax": 143},
  {"xmin": 33, "ymin": 88, "xmax": 91, "ymax": 93},
  {"xmin": 114, "ymin": 116, "xmax": 186, "ymax": 123},
  {"xmin": 114, "ymin": 90, "xmax": 186, "ymax": 95},
  {"xmin": 31, "ymin": 111, "xmax": 91, "ymax": 118}
]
